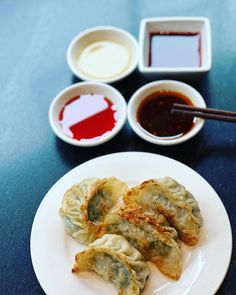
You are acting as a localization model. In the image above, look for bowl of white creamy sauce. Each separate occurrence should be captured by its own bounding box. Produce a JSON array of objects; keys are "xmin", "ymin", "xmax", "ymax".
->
[{"xmin": 67, "ymin": 26, "xmax": 138, "ymax": 83}]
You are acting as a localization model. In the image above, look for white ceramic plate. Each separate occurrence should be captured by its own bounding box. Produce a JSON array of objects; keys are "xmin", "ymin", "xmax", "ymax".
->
[{"xmin": 30, "ymin": 152, "xmax": 232, "ymax": 295}]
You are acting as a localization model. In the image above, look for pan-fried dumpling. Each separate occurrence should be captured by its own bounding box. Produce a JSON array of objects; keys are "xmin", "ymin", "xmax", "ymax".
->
[
  {"xmin": 72, "ymin": 234, "xmax": 150, "ymax": 295},
  {"xmin": 124, "ymin": 177, "xmax": 202, "ymax": 246},
  {"xmin": 101, "ymin": 206, "xmax": 182, "ymax": 280},
  {"xmin": 60, "ymin": 177, "xmax": 128, "ymax": 244},
  {"xmin": 156, "ymin": 177, "xmax": 203, "ymax": 225}
]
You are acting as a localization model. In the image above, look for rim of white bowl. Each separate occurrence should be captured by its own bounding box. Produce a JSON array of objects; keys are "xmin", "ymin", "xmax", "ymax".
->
[
  {"xmin": 67, "ymin": 26, "xmax": 139, "ymax": 84},
  {"xmin": 127, "ymin": 80, "xmax": 206, "ymax": 145},
  {"xmin": 49, "ymin": 82, "xmax": 127, "ymax": 147}
]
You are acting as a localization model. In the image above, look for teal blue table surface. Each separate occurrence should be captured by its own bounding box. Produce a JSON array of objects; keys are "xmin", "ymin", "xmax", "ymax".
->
[{"xmin": 0, "ymin": 0, "xmax": 235, "ymax": 294}]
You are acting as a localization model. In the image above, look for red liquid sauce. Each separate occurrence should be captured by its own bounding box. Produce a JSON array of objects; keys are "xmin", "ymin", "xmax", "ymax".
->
[
  {"xmin": 137, "ymin": 91, "xmax": 194, "ymax": 139},
  {"xmin": 59, "ymin": 94, "xmax": 117, "ymax": 141},
  {"xmin": 149, "ymin": 32, "xmax": 201, "ymax": 68}
]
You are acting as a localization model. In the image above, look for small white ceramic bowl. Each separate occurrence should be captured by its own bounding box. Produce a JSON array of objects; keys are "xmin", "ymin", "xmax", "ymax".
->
[
  {"xmin": 49, "ymin": 82, "xmax": 127, "ymax": 147},
  {"xmin": 139, "ymin": 17, "xmax": 212, "ymax": 79},
  {"xmin": 128, "ymin": 80, "xmax": 206, "ymax": 145},
  {"xmin": 67, "ymin": 26, "xmax": 138, "ymax": 83}
]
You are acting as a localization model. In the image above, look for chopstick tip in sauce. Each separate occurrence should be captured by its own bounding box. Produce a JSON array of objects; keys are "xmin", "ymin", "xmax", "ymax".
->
[{"xmin": 137, "ymin": 91, "xmax": 195, "ymax": 139}]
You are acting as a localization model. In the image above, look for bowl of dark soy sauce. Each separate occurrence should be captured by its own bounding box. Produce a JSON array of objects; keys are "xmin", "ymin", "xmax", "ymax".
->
[{"xmin": 127, "ymin": 80, "xmax": 206, "ymax": 145}]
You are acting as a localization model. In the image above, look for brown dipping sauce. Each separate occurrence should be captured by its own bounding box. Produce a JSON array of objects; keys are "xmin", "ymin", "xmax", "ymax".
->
[{"xmin": 137, "ymin": 91, "xmax": 195, "ymax": 139}]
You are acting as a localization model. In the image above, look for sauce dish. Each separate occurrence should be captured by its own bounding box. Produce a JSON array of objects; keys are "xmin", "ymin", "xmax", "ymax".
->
[
  {"xmin": 127, "ymin": 80, "xmax": 206, "ymax": 145},
  {"xmin": 139, "ymin": 17, "xmax": 212, "ymax": 79},
  {"xmin": 49, "ymin": 82, "xmax": 127, "ymax": 147},
  {"xmin": 67, "ymin": 26, "xmax": 138, "ymax": 83}
]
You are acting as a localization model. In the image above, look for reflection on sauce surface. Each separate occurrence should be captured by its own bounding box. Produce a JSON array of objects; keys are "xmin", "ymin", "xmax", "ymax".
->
[
  {"xmin": 137, "ymin": 91, "xmax": 195, "ymax": 139},
  {"xmin": 149, "ymin": 32, "xmax": 201, "ymax": 68},
  {"xmin": 59, "ymin": 94, "xmax": 117, "ymax": 141}
]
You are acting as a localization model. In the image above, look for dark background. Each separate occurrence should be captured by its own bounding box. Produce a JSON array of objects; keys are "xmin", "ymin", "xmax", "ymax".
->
[{"xmin": 0, "ymin": 0, "xmax": 235, "ymax": 294}]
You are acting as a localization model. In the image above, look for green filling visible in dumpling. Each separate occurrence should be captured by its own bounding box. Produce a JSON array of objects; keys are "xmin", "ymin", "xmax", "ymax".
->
[
  {"xmin": 88, "ymin": 202, "xmax": 101, "ymax": 222},
  {"xmin": 93, "ymin": 253, "xmax": 130, "ymax": 290},
  {"xmin": 88, "ymin": 189, "xmax": 112, "ymax": 223},
  {"xmin": 116, "ymin": 267, "xmax": 130, "ymax": 289},
  {"xmin": 105, "ymin": 220, "xmax": 171, "ymax": 257},
  {"xmin": 64, "ymin": 217, "xmax": 81, "ymax": 235},
  {"xmin": 149, "ymin": 240, "xmax": 171, "ymax": 256},
  {"xmin": 73, "ymin": 234, "xmax": 150, "ymax": 294}
]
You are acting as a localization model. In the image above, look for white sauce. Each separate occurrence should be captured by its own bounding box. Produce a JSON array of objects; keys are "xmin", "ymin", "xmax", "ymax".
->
[{"xmin": 77, "ymin": 41, "xmax": 130, "ymax": 80}]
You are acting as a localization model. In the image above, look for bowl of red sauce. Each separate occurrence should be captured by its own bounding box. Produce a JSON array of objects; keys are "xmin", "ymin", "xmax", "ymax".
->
[
  {"xmin": 49, "ymin": 82, "xmax": 127, "ymax": 146},
  {"xmin": 127, "ymin": 80, "xmax": 206, "ymax": 145}
]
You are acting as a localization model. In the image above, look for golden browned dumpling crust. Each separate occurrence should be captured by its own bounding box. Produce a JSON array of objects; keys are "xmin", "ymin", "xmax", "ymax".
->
[
  {"xmin": 123, "ymin": 178, "xmax": 202, "ymax": 246},
  {"xmin": 101, "ymin": 206, "xmax": 182, "ymax": 280}
]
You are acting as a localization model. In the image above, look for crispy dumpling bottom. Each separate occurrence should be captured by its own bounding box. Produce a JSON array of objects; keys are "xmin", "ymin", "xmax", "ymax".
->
[
  {"xmin": 123, "ymin": 178, "xmax": 202, "ymax": 246},
  {"xmin": 101, "ymin": 206, "xmax": 182, "ymax": 280}
]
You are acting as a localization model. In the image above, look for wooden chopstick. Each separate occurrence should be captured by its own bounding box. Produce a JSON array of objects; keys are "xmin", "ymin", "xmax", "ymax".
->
[{"xmin": 172, "ymin": 103, "xmax": 236, "ymax": 123}]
